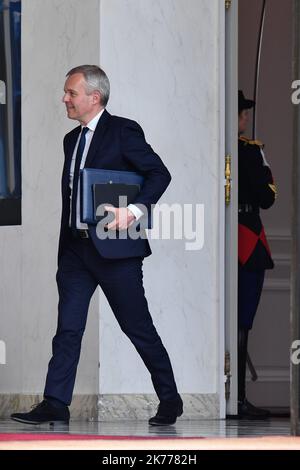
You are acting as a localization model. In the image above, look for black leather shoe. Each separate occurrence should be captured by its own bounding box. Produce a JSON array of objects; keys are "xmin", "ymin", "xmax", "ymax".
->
[
  {"xmin": 11, "ymin": 399, "xmax": 70, "ymax": 425},
  {"xmin": 238, "ymin": 398, "xmax": 270, "ymax": 419},
  {"xmin": 149, "ymin": 395, "xmax": 183, "ymax": 426}
]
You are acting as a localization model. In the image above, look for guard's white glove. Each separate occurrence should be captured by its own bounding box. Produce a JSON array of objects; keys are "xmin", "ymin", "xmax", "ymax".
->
[{"xmin": 260, "ymin": 148, "xmax": 269, "ymax": 167}]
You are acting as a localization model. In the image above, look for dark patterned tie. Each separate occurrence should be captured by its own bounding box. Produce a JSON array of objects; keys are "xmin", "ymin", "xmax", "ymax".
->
[{"xmin": 70, "ymin": 127, "xmax": 89, "ymax": 235}]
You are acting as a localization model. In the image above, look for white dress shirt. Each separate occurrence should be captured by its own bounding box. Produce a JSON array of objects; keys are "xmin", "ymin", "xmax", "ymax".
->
[{"xmin": 69, "ymin": 109, "xmax": 143, "ymax": 229}]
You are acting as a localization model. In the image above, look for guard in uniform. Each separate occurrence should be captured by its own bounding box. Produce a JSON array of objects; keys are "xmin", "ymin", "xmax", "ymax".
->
[{"xmin": 237, "ymin": 90, "xmax": 277, "ymax": 418}]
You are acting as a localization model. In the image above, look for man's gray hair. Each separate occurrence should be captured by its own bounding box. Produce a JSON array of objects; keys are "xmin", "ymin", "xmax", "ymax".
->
[{"xmin": 66, "ymin": 65, "xmax": 110, "ymax": 107}]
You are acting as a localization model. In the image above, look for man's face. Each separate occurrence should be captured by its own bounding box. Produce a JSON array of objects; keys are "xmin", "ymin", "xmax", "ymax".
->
[
  {"xmin": 62, "ymin": 73, "xmax": 101, "ymax": 124},
  {"xmin": 238, "ymin": 109, "xmax": 249, "ymax": 134}
]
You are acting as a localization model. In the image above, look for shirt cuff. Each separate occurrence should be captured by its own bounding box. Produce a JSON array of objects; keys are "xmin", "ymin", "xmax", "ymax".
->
[{"xmin": 127, "ymin": 204, "xmax": 144, "ymax": 221}]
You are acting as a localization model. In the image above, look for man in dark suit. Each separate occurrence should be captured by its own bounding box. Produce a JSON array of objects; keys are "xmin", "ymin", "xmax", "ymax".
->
[{"xmin": 11, "ymin": 65, "xmax": 183, "ymax": 426}]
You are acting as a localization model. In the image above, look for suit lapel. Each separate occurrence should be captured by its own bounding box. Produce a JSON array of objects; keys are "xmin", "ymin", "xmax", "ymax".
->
[
  {"xmin": 84, "ymin": 109, "xmax": 111, "ymax": 167},
  {"xmin": 66, "ymin": 127, "xmax": 81, "ymax": 160},
  {"xmin": 61, "ymin": 126, "xmax": 80, "ymax": 195}
]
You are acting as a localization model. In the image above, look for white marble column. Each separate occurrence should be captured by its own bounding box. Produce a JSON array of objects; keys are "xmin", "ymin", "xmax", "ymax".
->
[{"xmin": 98, "ymin": 0, "xmax": 225, "ymax": 419}]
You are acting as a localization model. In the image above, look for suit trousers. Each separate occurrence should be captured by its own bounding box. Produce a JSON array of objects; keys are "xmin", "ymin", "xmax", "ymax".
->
[{"xmin": 44, "ymin": 236, "xmax": 178, "ymax": 406}]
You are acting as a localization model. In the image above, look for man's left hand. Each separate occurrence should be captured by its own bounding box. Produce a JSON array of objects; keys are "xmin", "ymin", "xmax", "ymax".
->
[{"xmin": 104, "ymin": 206, "xmax": 136, "ymax": 230}]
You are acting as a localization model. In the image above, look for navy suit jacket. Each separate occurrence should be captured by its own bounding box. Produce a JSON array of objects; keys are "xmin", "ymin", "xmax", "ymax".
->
[{"xmin": 58, "ymin": 109, "xmax": 171, "ymax": 263}]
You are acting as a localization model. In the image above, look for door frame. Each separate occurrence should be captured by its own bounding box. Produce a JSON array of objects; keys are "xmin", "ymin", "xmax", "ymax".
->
[
  {"xmin": 225, "ymin": 0, "xmax": 300, "ymax": 428},
  {"xmin": 290, "ymin": 0, "xmax": 300, "ymax": 437},
  {"xmin": 224, "ymin": 0, "xmax": 239, "ymax": 416}
]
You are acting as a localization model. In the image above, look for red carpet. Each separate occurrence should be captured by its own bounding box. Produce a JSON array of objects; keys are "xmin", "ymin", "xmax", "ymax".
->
[
  {"xmin": 0, "ymin": 433, "xmax": 201, "ymax": 441},
  {"xmin": 1, "ymin": 434, "xmax": 300, "ymax": 449}
]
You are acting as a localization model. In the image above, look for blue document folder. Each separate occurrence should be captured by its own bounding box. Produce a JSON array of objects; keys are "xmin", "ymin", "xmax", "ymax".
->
[{"xmin": 80, "ymin": 168, "xmax": 144, "ymax": 224}]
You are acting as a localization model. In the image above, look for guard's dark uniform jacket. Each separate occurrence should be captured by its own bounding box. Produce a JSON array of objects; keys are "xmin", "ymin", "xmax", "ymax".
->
[{"xmin": 238, "ymin": 136, "xmax": 277, "ymax": 271}]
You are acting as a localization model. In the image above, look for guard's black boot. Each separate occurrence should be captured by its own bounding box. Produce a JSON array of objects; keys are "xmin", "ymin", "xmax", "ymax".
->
[
  {"xmin": 149, "ymin": 395, "xmax": 183, "ymax": 426},
  {"xmin": 238, "ymin": 398, "xmax": 270, "ymax": 419},
  {"xmin": 11, "ymin": 399, "xmax": 70, "ymax": 425},
  {"xmin": 238, "ymin": 326, "xmax": 249, "ymax": 406},
  {"xmin": 237, "ymin": 327, "xmax": 270, "ymax": 419}
]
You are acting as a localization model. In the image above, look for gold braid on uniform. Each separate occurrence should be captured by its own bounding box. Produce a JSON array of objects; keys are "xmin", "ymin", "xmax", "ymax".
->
[
  {"xmin": 268, "ymin": 183, "xmax": 277, "ymax": 198},
  {"xmin": 239, "ymin": 136, "xmax": 264, "ymax": 149}
]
